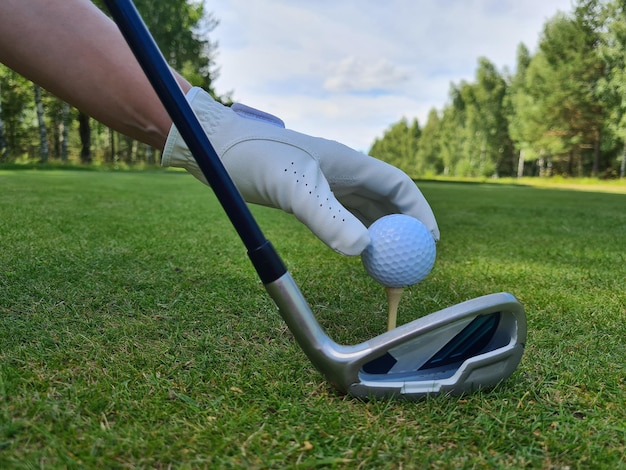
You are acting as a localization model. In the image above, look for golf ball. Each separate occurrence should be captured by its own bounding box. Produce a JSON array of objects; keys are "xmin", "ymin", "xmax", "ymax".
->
[{"xmin": 361, "ymin": 214, "xmax": 436, "ymax": 288}]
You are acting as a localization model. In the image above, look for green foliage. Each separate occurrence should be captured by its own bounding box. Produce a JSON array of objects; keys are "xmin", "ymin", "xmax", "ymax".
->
[
  {"xmin": 459, "ymin": 58, "xmax": 513, "ymax": 177},
  {"xmin": 437, "ymin": 105, "xmax": 465, "ymax": 177},
  {"xmin": 1, "ymin": 170, "xmax": 625, "ymax": 468},
  {"xmin": 506, "ymin": 43, "xmax": 543, "ymax": 165},
  {"xmin": 415, "ymin": 108, "xmax": 444, "ymax": 176},
  {"xmin": 598, "ymin": 0, "xmax": 626, "ymax": 176},
  {"xmin": 0, "ymin": 68, "xmax": 37, "ymax": 161},
  {"xmin": 370, "ymin": 118, "xmax": 421, "ymax": 175},
  {"xmin": 100, "ymin": 0, "xmax": 220, "ymax": 92}
]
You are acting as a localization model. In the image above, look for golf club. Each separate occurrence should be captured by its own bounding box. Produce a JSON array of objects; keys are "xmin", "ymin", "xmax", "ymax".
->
[{"xmin": 104, "ymin": 0, "xmax": 527, "ymax": 399}]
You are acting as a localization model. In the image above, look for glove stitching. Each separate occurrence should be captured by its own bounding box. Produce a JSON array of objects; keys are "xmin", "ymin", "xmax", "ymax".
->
[{"xmin": 220, "ymin": 136, "xmax": 321, "ymax": 164}]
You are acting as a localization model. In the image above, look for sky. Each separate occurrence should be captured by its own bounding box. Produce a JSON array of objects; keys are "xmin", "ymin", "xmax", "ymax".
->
[{"xmin": 207, "ymin": 0, "xmax": 574, "ymax": 153}]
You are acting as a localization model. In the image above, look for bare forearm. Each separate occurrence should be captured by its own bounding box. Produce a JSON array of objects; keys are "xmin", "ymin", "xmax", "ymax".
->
[{"xmin": 0, "ymin": 0, "xmax": 191, "ymax": 150}]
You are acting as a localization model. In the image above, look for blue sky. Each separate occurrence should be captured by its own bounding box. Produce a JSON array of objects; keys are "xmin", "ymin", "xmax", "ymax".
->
[{"xmin": 207, "ymin": 0, "xmax": 573, "ymax": 152}]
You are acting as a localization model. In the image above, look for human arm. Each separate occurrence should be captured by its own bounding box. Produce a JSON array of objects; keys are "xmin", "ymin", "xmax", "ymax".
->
[{"xmin": 0, "ymin": 0, "xmax": 187, "ymax": 149}]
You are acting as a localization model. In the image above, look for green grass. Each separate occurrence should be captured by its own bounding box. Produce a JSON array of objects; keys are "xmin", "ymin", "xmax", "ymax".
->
[
  {"xmin": 1, "ymin": 170, "xmax": 625, "ymax": 469},
  {"xmin": 427, "ymin": 175, "xmax": 626, "ymax": 194}
]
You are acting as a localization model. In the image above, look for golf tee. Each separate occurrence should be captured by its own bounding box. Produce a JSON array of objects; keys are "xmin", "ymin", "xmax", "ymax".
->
[{"xmin": 385, "ymin": 287, "xmax": 404, "ymax": 331}]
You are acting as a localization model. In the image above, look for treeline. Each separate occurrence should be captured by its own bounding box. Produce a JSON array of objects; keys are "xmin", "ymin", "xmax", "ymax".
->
[
  {"xmin": 0, "ymin": 0, "xmax": 225, "ymax": 166},
  {"xmin": 370, "ymin": 0, "xmax": 626, "ymax": 179}
]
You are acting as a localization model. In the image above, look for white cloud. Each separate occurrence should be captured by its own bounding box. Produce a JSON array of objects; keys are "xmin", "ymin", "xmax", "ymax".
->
[
  {"xmin": 323, "ymin": 56, "xmax": 409, "ymax": 93},
  {"xmin": 207, "ymin": 0, "xmax": 573, "ymax": 152}
]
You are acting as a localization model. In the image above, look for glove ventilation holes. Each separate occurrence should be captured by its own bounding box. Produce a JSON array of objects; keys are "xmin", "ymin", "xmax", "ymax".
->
[{"xmin": 282, "ymin": 161, "xmax": 346, "ymax": 223}]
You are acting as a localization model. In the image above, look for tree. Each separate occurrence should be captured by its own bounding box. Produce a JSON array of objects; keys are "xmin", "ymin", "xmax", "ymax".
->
[
  {"xmin": 524, "ymin": 6, "xmax": 606, "ymax": 176},
  {"xmin": 458, "ymin": 58, "xmax": 514, "ymax": 177},
  {"xmin": 573, "ymin": 0, "xmax": 607, "ymax": 176},
  {"xmin": 57, "ymin": 102, "xmax": 71, "ymax": 162},
  {"xmin": 95, "ymin": 0, "xmax": 220, "ymax": 93},
  {"xmin": 506, "ymin": 43, "xmax": 540, "ymax": 177},
  {"xmin": 33, "ymin": 84, "xmax": 48, "ymax": 163},
  {"xmin": 78, "ymin": 112, "xmax": 92, "ymax": 164},
  {"xmin": 435, "ymin": 60, "xmax": 514, "ymax": 179},
  {"xmin": 598, "ymin": 0, "xmax": 626, "ymax": 178},
  {"xmin": 369, "ymin": 118, "xmax": 421, "ymax": 177},
  {"xmin": 438, "ymin": 98, "xmax": 466, "ymax": 177},
  {"xmin": 0, "ymin": 76, "xmax": 7, "ymax": 160},
  {"xmin": 0, "ymin": 68, "xmax": 36, "ymax": 160},
  {"xmin": 415, "ymin": 108, "xmax": 444, "ymax": 176}
]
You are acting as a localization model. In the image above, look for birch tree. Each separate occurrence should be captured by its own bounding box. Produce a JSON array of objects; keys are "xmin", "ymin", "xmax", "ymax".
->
[
  {"xmin": 0, "ymin": 75, "xmax": 7, "ymax": 160},
  {"xmin": 33, "ymin": 84, "xmax": 48, "ymax": 163}
]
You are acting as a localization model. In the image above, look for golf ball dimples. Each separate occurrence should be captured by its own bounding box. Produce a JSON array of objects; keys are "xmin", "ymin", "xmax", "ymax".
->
[{"xmin": 361, "ymin": 214, "xmax": 436, "ymax": 288}]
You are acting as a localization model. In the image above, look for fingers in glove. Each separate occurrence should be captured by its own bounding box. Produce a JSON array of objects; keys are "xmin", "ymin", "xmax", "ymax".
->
[
  {"xmin": 222, "ymin": 140, "xmax": 371, "ymax": 256},
  {"xmin": 313, "ymin": 139, "xmax": 440, "ymax": 241}
]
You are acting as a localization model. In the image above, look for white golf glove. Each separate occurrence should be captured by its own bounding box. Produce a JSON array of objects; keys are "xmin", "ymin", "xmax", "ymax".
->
[{"xmin": 162, "ymin": 87, "xmax": 439, "ymax": 256}]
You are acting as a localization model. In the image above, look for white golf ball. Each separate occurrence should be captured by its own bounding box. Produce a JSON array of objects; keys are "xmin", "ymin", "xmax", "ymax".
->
[{"xmin": 361, "ymin": 214, "xmax": 436, "ymax": 288}]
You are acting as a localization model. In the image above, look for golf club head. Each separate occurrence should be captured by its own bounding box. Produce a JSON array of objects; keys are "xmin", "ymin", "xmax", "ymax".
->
[{"xmin": 266, "ymin": 273, "xmax": 526, "ymax": 400}]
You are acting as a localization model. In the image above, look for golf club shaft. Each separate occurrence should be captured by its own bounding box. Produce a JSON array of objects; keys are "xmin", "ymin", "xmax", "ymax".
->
[{"xmin": 104, "ymin": 0, "xmax": 286, "ymax": 284}]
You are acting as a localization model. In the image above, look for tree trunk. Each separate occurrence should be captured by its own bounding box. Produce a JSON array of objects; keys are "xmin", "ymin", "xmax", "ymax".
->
[
  {"xmin": 33, "ymin": 84, "xmax": 48, "ymax": 163},
  {"xmin": 619, "ymin": 142, "xmax": 626, "ymax": 178},
  {"xmin": 547, "ymin": 157, "xmax": 553, "ymax": 177},
  {"xmin": 146, "ymin": 145, "xmax": 155, "ymax": 165},
  {"xmin": 517, "ymin": 149, "xmax": 525, "ymax": 178},
  {"xmin": 567, "ymin": 152, "xmax": 574, "ymax": 176},
  {"xmin": 592, "ymin": 128, "xmax": 600, "ymax": 177},
  {"xmin": 0, "ymin": 79, "xmax": 7, "ymax": 160},
  {"xmin": 60, "ymin": 102, "xmax": 69, "ymax": 162},
  {"xmin": 130, "ymin": 139, "xmax": 138, "ymax": 163},
  {"xmin": 78, "ymin": 112, "xmax": 92, "ymax": 164},
  {"xmin": 109, "ymin": 129, "xmax": 116, "ymax": 163},
  {"xmin": 122, "ymin": 135, "xmax": 135, "ymax": 163}
]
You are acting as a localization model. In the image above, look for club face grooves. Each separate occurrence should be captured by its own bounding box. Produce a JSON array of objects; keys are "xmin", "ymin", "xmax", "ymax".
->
[
  {"xmin": 361, "ymin": 312, "xmax": 501, "ymax": 375},
  {"xmin": 419, "ymin": 312, "xmax": 501, "ymax": 370}
]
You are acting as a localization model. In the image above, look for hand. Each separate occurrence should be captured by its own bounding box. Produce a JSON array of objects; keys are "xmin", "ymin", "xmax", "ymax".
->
[{"xmin": 161, "ymin": 87, "xmax": 439, "ymax": 256}]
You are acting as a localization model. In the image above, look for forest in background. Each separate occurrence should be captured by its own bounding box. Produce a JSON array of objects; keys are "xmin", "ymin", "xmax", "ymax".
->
[
  {"xmin": 1, "ymin": 0, "xmax": 626, "ymax": 179},
  {"xmin": 371, "ymin": 0, "xmax": 626, "ymax": 179}
]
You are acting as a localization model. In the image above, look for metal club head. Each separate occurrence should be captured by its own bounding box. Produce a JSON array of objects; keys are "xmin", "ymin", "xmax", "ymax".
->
[{"xmin": 266, "ymin": 273, "xmax": 526, "ymax": 400}]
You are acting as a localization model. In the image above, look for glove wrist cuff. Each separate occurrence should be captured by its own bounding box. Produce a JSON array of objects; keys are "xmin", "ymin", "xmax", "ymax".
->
[{"xmin": 161, "ymin": 87, "xmax": 227, "ymax": 168}]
